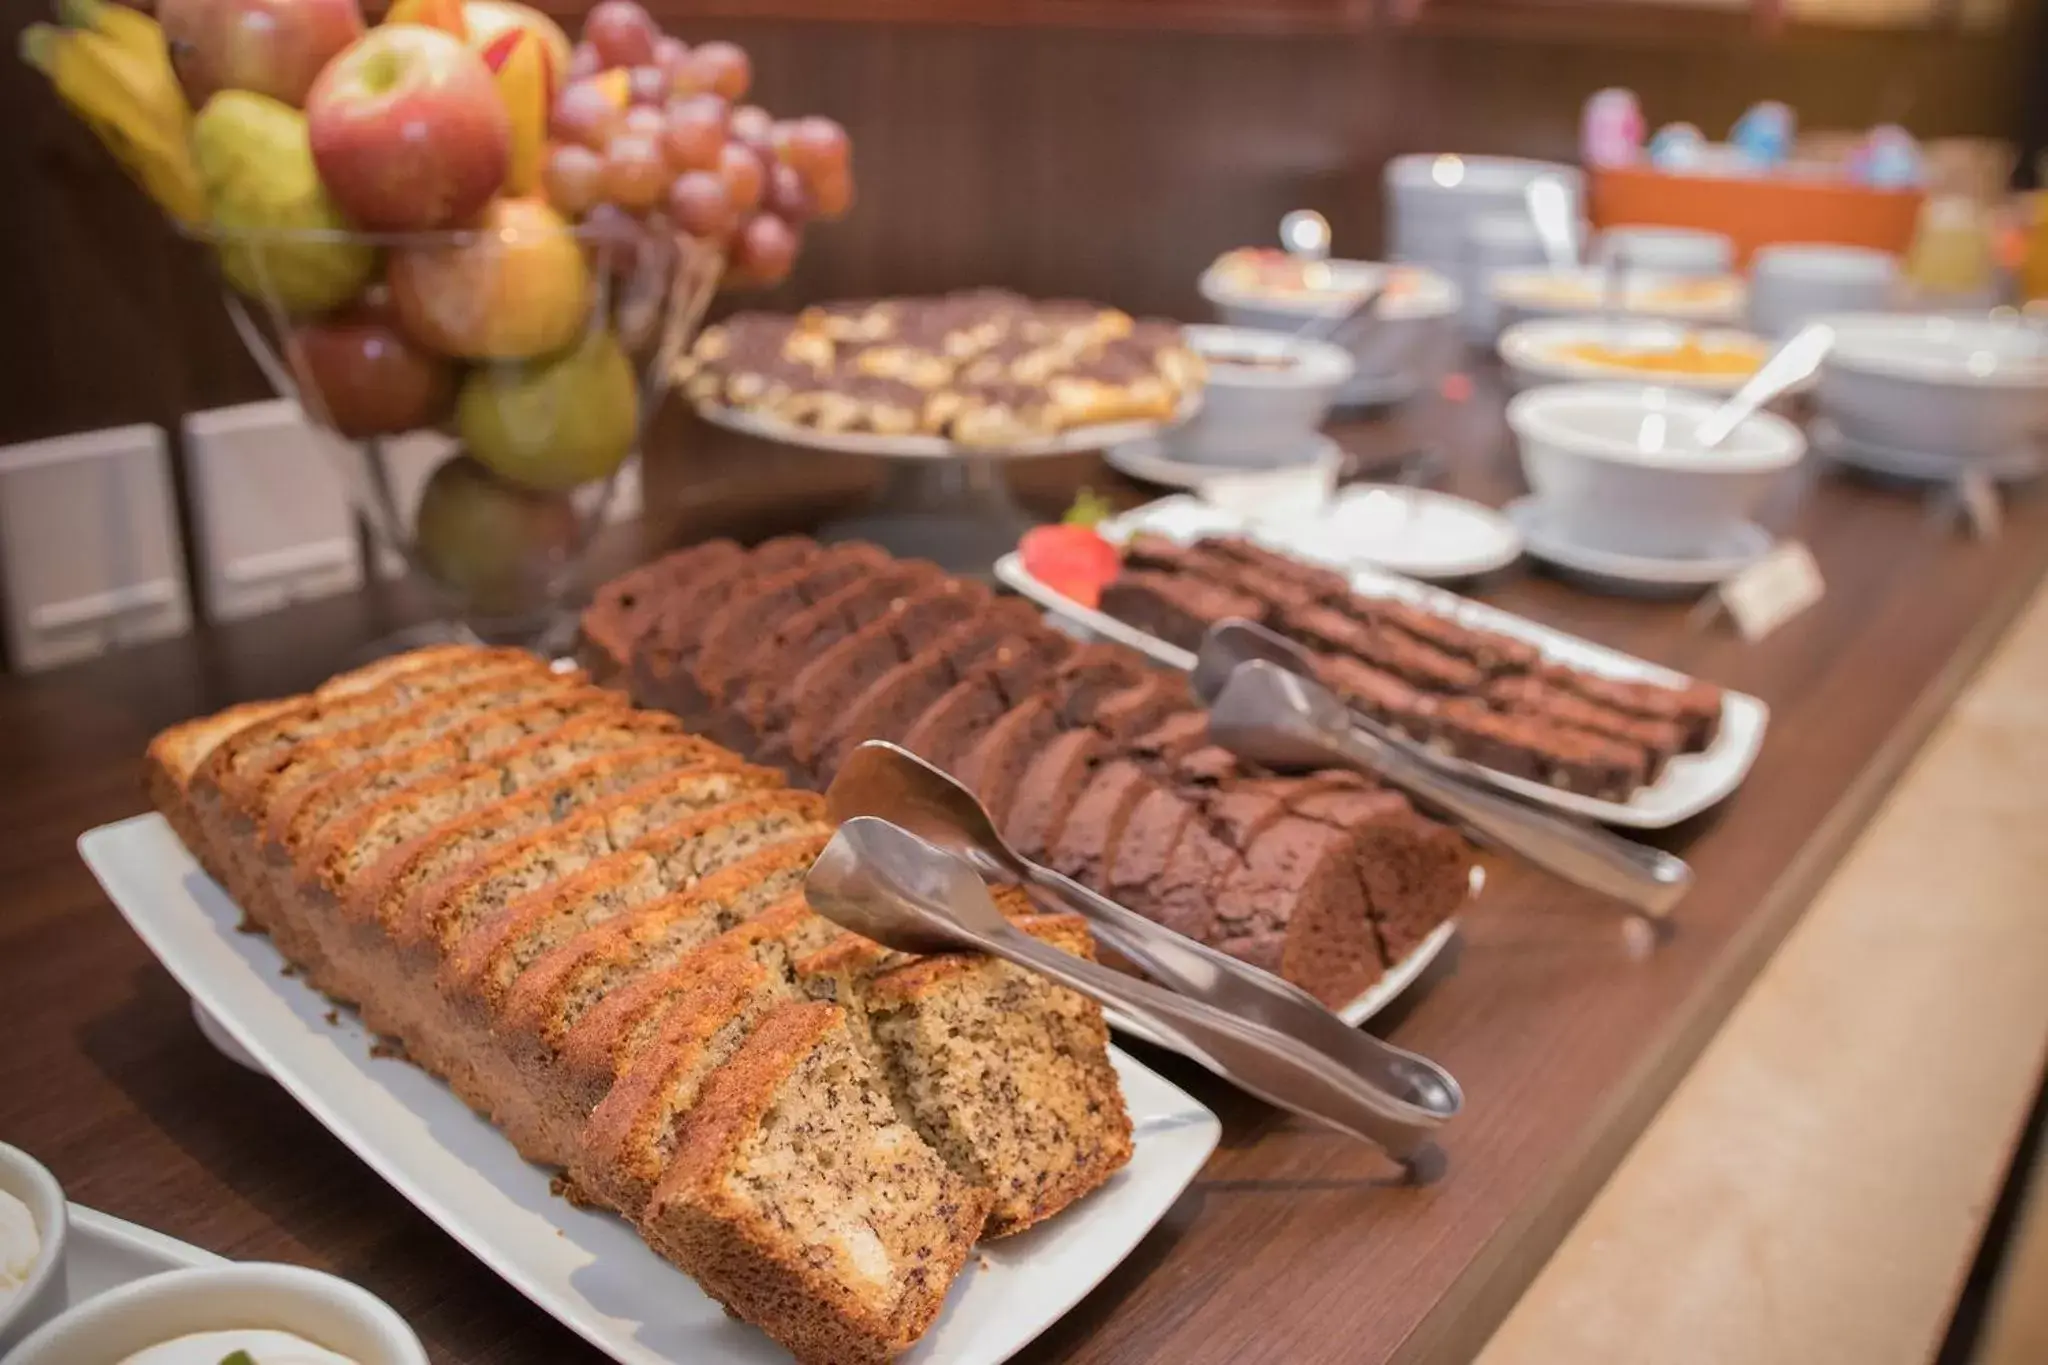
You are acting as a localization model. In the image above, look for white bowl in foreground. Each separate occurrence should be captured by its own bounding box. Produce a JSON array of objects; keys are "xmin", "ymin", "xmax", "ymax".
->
[
  {"xmin": 1168, "ymin": 324, "xmax": 1354, "ymax": 465},
  {"xmin": 1506, "ymin": 383, "xmax": 1805, "ymax": 558},
  {"xmin": 1817, "ymin": 312, "xmax": 2048, "ymax": 462},
  {"xmin": 10, "ymin": 1263, "xmax": 429, "ymax": 1365},
  {"xmin": 0, "ymin": 1143, "xmax": 67, "ymax": 1356},
  {"xmin": 1498, "ymin": 318, "xmax": 1780, "ymax": 395}
]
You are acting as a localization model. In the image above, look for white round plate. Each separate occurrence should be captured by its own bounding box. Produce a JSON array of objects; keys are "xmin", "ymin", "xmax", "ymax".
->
[
  {"xmin": 1811, "ymin": 418, "xmax": 2047, "ymax": 484},
  {"xmin": 696, "ymin": 393, "xmax": 1201, "ymax": 461},
  {"xmin": 1277, "ymin": 485, "xmax": 1522, "ymax": 581},
  {"xmin": 1105, "ymin": 432, "xmax": 1344, "ymax": 491},
  {"xmin": 1504, "ymin": 496, "xmax": 1771, "ymax": 596}
]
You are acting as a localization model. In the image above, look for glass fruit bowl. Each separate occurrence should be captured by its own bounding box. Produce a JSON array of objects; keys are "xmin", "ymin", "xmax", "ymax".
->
[{"xmin": 191, "ymin": 204, "xmax": 721, "ymax": 654}]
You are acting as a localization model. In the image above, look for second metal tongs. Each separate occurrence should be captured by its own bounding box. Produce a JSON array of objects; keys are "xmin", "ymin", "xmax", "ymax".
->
[
  {"xmin": 1194, "ymin": 619, "xmax": 1691, "ymax": 918},
  {"xmin": 807, "ymin": 812, "xmax": 1458, "ymax": 1175},
  {"xmin": 823, "ymin": 740, "xmax": 1460, "ymax": 1172}
]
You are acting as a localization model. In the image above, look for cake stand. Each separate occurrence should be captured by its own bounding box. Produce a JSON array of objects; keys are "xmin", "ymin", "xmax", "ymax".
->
[{"xmin": 696, "ymin": 398, "xmax": 1200, "ymax": 575}]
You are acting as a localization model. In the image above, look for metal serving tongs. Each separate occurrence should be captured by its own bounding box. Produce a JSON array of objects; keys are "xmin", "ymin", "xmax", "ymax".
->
[
  {"xmin": 823, "ymin": 740, "xmax": 1466, "ymax": 1178},
  {"xmin": 1194, "ymin": 619, "xmax": 1691, "ymax": 919},
  {"xmin": 807, "ymin": 812, "xmax": 1460, "ymax": 1176}
]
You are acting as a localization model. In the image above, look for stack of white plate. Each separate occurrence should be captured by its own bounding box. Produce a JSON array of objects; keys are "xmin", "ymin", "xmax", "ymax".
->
[{"xmin": 1383, "ymin": 155, "xmax": 1581, "ymax": 341}]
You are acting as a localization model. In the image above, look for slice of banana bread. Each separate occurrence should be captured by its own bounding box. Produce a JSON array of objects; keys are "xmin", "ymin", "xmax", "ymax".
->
[
  {"xmin": 860, "ymin": 912, "xmax": 1132, "ymax": 1237},
  {"xmin": 640, "ymin": 1000, "xmax": 989, "ymax": 1365}
]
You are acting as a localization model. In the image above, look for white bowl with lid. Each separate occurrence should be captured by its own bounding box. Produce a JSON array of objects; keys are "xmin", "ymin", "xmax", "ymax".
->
[
  {"xmin": 10, "ymin": 1263, "xmax": 429, "ymax": 1365},
  {"xmin": 1506, "ymin": 382, "xmax": 1806, "ymax": 558},
  {"xmin": 0, "ymin": 1143, "xmax": 68, "ymax": 1356},
  {"xmin": 1816, "ymin": 312, "xmax": 2048, "ymax": 462},
  {"xmin": 1198, "ymin": 256, "xmax": 1460, "ymax": 404}
]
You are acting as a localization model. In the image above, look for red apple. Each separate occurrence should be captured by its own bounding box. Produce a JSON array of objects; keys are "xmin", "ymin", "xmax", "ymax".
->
[
  {"xmin": 306, "ymin": 25, "xmax": 509, "ymax": 231},
  {"xmin": 289, "ymin": 304, "xmax": 455, "ymax": 438},
  {"xmin": 159, "ymin": 0, "xmax": 364, "ymax": 107}
]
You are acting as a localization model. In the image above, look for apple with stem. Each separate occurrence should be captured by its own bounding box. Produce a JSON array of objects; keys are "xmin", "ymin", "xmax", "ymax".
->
[{"xmin": 159, "ymin": 0, "xmax": 364, "ymax": 107}]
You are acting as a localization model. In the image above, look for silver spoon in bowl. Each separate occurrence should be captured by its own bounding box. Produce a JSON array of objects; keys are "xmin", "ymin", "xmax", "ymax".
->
[{"xmin": 1693, "ymin": 322, "xmax": 1834, "ymax": 449}]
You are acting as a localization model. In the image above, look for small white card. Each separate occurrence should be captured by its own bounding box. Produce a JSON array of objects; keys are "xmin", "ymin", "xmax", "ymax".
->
[
  {"xmin": 1708, "ymin": 540, "xmax": 1825, "ymax": 641},
  {"xmin": 1198, "ymin": 463, "xmax": 1337, "ymax": 522}
]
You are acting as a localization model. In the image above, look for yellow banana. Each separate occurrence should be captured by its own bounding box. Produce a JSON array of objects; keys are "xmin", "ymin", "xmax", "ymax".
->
[
  {"xmin": 21, "ymin": 22, "xmax": 205, "ymax": 225},
  {"xmin": 52, "ymin": 0, "xmax": 187, "ymax": 133}
]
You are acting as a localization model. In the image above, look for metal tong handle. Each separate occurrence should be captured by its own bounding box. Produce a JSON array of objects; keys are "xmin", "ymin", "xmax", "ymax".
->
[
  {"xmin": 1211, "ymin": 661, "xmax": 1691, "ymax": 917},
  {"xmin": 976, "ymin": 915, "xmax": 1450, "ymax": 1170},
  {"xmin": 1014, "ymin": 859, "xmax": 1459, "ymax": 1126}
]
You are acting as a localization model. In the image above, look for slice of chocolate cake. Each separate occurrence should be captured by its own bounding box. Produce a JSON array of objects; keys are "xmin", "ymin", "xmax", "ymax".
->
[
  {"xmin": 1045, "ymin": 760, "xmax": 1154, "ymax": 889},
  {"xmin": 1352, "ymin": 594, "xmax": 1540, "ymax": 676},
  {"xmin": 1433, "ymin": 700, "xmax": 1647, "ymax": 798},
  {"xmin": 1003, "ymin": 727, "xmax": 1108, "ymax": 862},
  {"xmin": 1087, "ymin": 675, "xmax": 1197, "ymax": 745},
  {"xmin": 947, "ymin": 697, "xmax": 1063, "ymax": 827},
  {"xmin": 1126, "ymin": 711, "xmax": 1211, "ymax": 771},
  {"xmin": 1213, "ymin": 817, "xmax": 1380, "ymax": 1007},
  {"xmin": 1196, "ymin": 535, "xmax": 1351, "ymax": 601},
  {"xmin": 1099, "ymin": 570, "xmax": 1266, "ymax": 653},
  {"xmin": 1535, "ymin": 664, "xmax": 1724, "ymax": 752},
  {"xmin": 1485, "ymin": 674, "xmax": 1685, "ymax": 777},
  {"xmin": 1041, "ymin": 645, "xmax": 1154, "ymax": 727},
  {"xmin": 1314, "ymin": 654, "xmax": 1440, "ymax": 741},
  {"xmin": 581, "ymin": 539, "xmax": 743, "ymax": 675}
]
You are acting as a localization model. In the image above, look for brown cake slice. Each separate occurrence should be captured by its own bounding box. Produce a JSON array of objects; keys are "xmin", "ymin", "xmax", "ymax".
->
[
  {"xmin": 1485, "ymin": 674, "xmax": 1686, "ymax": 777},
  {"xmin": 1040, "ymin": 644, "xmax": 1153, "ymax": 726},
  {"xmin": 860, "ymin": 912, "xmax": 1132, "ymax": 1238},
  {"xmin": 946, "ymin": 696, "xmax": 1063, "ymax": 827},
  {"xmin": 1533, "ymin": 663, "xmax": 1724, "ymax": 752},
  {"xmin": 1315, "ymin": 653, "xmax": 1441, "ymax": 741},
  {"xmin": 1433, "ymin": 699, "xmax": 1648, "ymax": 798},
  {"xmin": 1209, "ymin": 817, "xmax": 1379, "ymax": 1004},
  {"xmin": 897, "ymin": 647, "xmax": 1063, "ymax": 781},
  {"xmin": 1127, "ymin": 710, "xmax": 1211, "ymax": 770},
  {"xmin": 633, "ymin": 542, "xmax": 809, "ymax": 687},
  {"xmin": 1351, "ymin": 593, "xmax": 1540, "ymax": 675},
  {"xmin": 580, "ymin": 539, "xmax": 744, "ymax": 674},
  {"xmin": 640, "ymin": 1000, "xmax": 989, "ymax": 1365},
  {"xmin": 1104, "ymin": 785, "xmax": 1197, "ymax": 921},
  {"xmin": 571, "ymin": 951, "xmax": 794, "ymax": 1216},
  {"xmin": 682, "ymin": 544, "xmax": 894, "ymax": 715},
  {"xmin": 1098, "ymin": 569, "xmax": 1265, "ymax": 653},
  {"xmin": 787, "ymin": 598, "xmax": 1038, "ymax": 781},
  {"xmin": 505, "ymin": 851, "xmax": 832, "ymax": 1166},
  {"xmin": 1087, "ymin": 674, "xmax": 1197, "ymax": 744},
  {"xmin": 1348, "ymin": 809, "xmax": 1472, "ymax": 964},
  {"xmin": 1003, "ymin": 727, "xmax": 1108, "ymax": 862},
  {"xmin": 753, "ymin": 579, "xmax": 990, "ymax": 775},
  {"xmin": 1046, "ymin": 760, "xmax": 1155, "ymax": 889},
  {"xmin": 1195, "ymin": 534, "xmax": 1353, "ymax": 601},
  {"xmin": 145, "ymin": 695, "xmax": 302, "ymax": 878}
]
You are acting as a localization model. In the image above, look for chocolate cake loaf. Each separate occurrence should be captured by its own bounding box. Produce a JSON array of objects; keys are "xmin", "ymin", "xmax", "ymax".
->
[
  {"xmin": 1096, "ymin": 532, "xmax": 1725, "ymax": 799},
  {"xmin": 585, "ymin": 538, "xmax": 1476, "ymax": 1008}
]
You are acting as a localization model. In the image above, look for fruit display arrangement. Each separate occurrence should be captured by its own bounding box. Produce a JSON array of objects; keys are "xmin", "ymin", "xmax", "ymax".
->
[
  {"xmin": 23, "ymin": 0, "xmax": 853, "ymax": 621},
  {"xmin": 678, "ymin": 290, "xmax": 1206, "ymax": 448},
  {"xmin": 1023, "ymin": 524, "xmax": 1727, "ymax": 801},
  {"xmin": 580, "ymin": 536, "xmax": 1477, "ymax": 1009},
  {"xmin": 145, "ymin": 643, "xmax": 1133, "ymax": 1363}
]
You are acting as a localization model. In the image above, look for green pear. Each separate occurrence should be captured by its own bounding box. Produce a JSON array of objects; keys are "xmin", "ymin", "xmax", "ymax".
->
[
  {"xmin": 457, "ymin": 328, "xmax": 639, "ymax": 492},
  {"xmin": 413, "ymin": 453, "xmax": 579, "ymax": 618},
  {"xmin": 191, "ymin": 90, "xmax": 376, "ymax": 316}
]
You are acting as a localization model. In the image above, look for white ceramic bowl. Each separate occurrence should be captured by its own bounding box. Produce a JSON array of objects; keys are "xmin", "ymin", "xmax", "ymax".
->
[
  {"xmin": 1747, "ymin": 244, "xmax": 1899, "ymax": 339},
  {"xmin": 1506, "ymin": 382, "xmax": 1806, "ymax": 558},
  {"xmin": 1168, "ymin": 324, "xmax": 1353, "ymax": 465},
  {"xmin": 0, "ymin": 1143, "xmax": 68, "ymax": 1356},
  {"xmin": 10, "ymin": 1263, "xmax": 429, "ymax": 1365},
  {"xmin": 1817, "ymin": 312, "xmax": 2048, "ymax": 461},
  {"xmin": 1498, "ymin": 318, "xmax": 1784, "ymax": 396},
  {"xmin": 1594, "ymin": 226, "xmax": 1735, "ymax": 276},
  {"xmin": 1492, "ymin": 267, "xmax": 1746, "ymax": 327},
  {"xmin": 1198, "ymin": 260, "xmax": 1460, "ymax": 405}
]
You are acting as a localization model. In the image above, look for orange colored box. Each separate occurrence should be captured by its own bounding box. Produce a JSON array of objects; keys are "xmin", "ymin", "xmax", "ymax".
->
[{"xmin": 1591, "ymin": 165, "xmax": 1923, "ymax": 266}]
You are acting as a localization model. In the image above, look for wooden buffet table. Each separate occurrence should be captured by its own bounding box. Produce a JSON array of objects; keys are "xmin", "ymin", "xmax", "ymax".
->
[{"xmin": 4, "ymin": 385, "xmax": 2047, "ymax": 1364}]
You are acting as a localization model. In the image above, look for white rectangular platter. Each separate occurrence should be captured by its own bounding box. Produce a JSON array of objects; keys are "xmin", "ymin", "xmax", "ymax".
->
[
  {"xmin": 997, "ymin": 493, "xmax": 1769, "ymax": 829},
  {"xmin": 79, "ymin": 813, "xmax": 1221, "ymax": 1365}
]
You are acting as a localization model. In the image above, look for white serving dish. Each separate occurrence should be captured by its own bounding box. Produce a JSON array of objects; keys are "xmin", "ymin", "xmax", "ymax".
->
[
  {"xmin": 1197, "ymin": 260, "xmax": 1460, "ymax": 407},
  {"xmin": 1167, "ymin": 324, "xmax": 1353, "ymax": 466},
  {"xmin": 1505, "ymin": 382, "xmax": 1806, "ymax": 559},
  {"xmin": 1815, "ymin": 312, "xmax": 2048, "ymax": 464},
  {"xmin": 1497, "ymin": 318, "xmax": 1782, "ymax": 396},
  {"xmin": 11, "ymin": 1262, "xmax": 428, "ymax": 1365},
  {"xmin": 1491, "ymin": 267, "xmax": 1745, "ymax": 326},
  {"xmin": 77, "ymin": 814, "xmax": 1223, "ymax": 1365},
  {"xmin": 0, "ymin": 1143, "xmax": 69, "ymax": 1355},
  {"xmin": 995, "ymin": 494, "xmax": 1769, "ymax": 829}
]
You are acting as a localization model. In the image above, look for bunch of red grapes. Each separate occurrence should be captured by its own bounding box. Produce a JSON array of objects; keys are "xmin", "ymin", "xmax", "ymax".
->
[{"xmin": 540, "ymin": 0, "xmax": 852, "ymax": 289}]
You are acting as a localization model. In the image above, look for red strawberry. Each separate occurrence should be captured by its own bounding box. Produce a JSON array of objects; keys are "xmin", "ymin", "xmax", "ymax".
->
[{"xmin": 1020, "ymin": 522, "xmax": 1119, "ymax": 609}]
